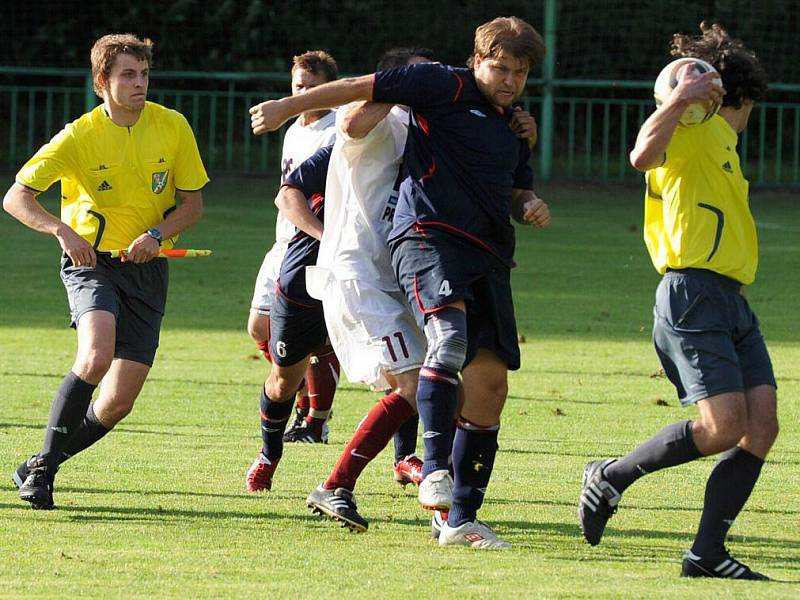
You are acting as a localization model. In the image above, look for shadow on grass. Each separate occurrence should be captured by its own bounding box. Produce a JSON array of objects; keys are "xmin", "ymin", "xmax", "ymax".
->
[
  {"xmin": 0, "ymin": 422, "xmax": 42, "ymax": 430},
  {"xmin": 506, "ymin": 395, "xmax": 614, "ymax": 405}
]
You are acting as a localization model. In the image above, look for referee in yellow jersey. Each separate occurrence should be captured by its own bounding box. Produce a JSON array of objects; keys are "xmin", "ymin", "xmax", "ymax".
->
[
  {"xmin": 3, "ymin": 34, "xmax": 209, "ymax": 509},
  {"xmin": 578, "ymin": 23, "xmax": 776, "ymax": 580}
]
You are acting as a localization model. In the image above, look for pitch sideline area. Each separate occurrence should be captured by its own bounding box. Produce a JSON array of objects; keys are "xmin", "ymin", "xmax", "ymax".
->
[{"xmin": 1, "ymin": 179, "xmax": 797, "ymax": 596}]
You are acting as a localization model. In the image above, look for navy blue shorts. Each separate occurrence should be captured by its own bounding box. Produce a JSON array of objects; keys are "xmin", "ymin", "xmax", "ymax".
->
[
  {"xmin": 60, "ymin": 253, "xmax": 168, "ymax": 367},
  {"xmin": 269, "ymin": 287, "xmax": 328, "ymax": 367},
  {"xmin": 652, "ymin": 268, "xmax": 776, "ymax": 406},
  {"xmin": 390, "ymin": 227, "xmax": 520, "ymax": 370}
]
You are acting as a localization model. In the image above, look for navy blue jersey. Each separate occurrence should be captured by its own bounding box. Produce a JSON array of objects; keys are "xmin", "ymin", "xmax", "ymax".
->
[
  {"xmin": 373, "ymin": 63, "xmax": 534, "ymax": 265},
  {"xmin": 278, "ymin": 144, "xmax": 332, "ymax": 303}
]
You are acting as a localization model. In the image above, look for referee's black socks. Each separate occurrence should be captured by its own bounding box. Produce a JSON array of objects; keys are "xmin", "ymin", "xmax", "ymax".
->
[{"xmin": 40, "ymin": 372, "xmax": 97, "ymax": 472}]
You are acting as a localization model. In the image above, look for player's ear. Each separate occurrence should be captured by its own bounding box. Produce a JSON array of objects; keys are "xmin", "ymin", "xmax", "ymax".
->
[{"xmin": 95, "ymin": 74, "xmax": 108, "ymax": 94}]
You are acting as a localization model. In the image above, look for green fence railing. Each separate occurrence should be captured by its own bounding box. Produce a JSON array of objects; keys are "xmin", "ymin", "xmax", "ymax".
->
[{"xmin": 2, "ymin": 66, "xmax": 799, "ymax": 186}]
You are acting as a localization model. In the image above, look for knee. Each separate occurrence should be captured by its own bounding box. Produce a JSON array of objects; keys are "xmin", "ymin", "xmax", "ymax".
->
[
  {"xmin": 483, "ymin": 379, "xmax": 508, "ymax": 413},
  {"xmin": 75, "ymin": 350, "xmax": 113, "ymax": 383},
  {"xmin": 95, "ymin": 395, "xmax": 135, "ymax": 426},
  {"xmin": 750, "ymin": 414, "xmax": 779, "ymax": 446},
  {"xmin": 265, "ymin": 374, "xmax": 297, "ymax": 402},
  {"xmin": 393, "ymin": 372, "xmax": 418, "ymax": 402},
  {"xmin": 247, "ymin": 313, "xmax": 269, "ymax": 345},
  {"xmin": 694, "ymin": 411, "xmax": 747, "ymax": 449},
  {"xmin": 423, "ymin": 310, "xmax": 467, "ymax": 373}
]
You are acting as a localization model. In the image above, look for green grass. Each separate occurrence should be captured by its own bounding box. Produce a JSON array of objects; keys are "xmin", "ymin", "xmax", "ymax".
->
[{"xmin": 1, "ymin": 178, "xmax": 798, "ymax": 598}]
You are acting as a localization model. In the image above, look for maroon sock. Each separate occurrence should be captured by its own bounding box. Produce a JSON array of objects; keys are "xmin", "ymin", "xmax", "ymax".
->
[
  {"xmin": 256, "ymin": 340, "xmax": 272, "ymax": 363},
  {"xmin": 325, "ymin": 392, "xmax": 415, "ymax": 490},
  {"xmin": 296, "ymin": 394, "xmax": 310, "ymax": 413},
  {"xmin": 306, "ymin": 348, "xmax": 340, "ymax": 435}
]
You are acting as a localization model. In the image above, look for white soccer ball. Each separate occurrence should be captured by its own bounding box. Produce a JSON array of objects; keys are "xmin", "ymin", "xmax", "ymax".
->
[{"xmin": 653, "ymin": 57, "xmax": 722, "ymax": 126}]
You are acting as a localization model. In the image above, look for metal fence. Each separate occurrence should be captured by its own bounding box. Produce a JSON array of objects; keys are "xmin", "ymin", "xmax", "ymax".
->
[{"xmin": 2, "ymin": 66, "xmax": 799, "ymax": 186}]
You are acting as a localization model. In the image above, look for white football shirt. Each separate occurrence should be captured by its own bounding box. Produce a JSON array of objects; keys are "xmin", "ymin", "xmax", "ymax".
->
[
  {"xmin": 260, "ymin": 111, "xmax": 336, "ymax": 282},
  {"xmin": 313, "ymin": 105, "xmax": 408, "ymax": 291}
]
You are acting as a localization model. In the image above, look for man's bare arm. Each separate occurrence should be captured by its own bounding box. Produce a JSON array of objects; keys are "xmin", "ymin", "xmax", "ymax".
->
[
  {"xmin": 3, "ymin": 182, "xmax": 97, "ymax": 267},
  {"xmin": 250, "ymin": 75, "xmax": 375, "ymax": 135},
  {"xmin": 630, "ymin": 65, "xmax": 724, "ymax": 172},
  {"xmin": 125, "ymin": 189, "xmax": 204, "ymax": 263},
  {"xmin": 275, "ymin": 185, "xmax": 323, "ymax": 241},
  {"xmin": 340, "ymin": 102, "xmax": 394, "ymax": 139},
  {"xmin": 511, "ymin": 188, "xmax": 550, "ymax": 228}
]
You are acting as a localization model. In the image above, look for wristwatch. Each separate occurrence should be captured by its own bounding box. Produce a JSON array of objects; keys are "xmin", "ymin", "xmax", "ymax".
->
[{"xmin": 146, "ymin": 227, "xmax": 163, "ymax": 245}]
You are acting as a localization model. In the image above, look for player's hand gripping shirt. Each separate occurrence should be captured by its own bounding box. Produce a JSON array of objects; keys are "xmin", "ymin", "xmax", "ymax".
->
[
  {"xmin": 277, "ymin": 144, "xmax": 333, "ymax": 304},
  {"xmin": 16, "ymin": 102, "xmax": 208, "ymax": 251},
  {"xmin": 315, "ymin": 104, "xmax": 409, "ymax": 291},
  {"xmin": 372, "ymin": 63, "xmax": 534, "ymax": 266},
  {"xmin": 644, "ymin": 114, "xmax": 758, "ymax": 284}
]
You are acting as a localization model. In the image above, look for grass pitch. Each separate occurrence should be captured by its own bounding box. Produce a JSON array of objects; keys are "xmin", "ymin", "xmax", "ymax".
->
[{"xmin": 1, "ymin": 178, "xmax": 798, "ymax": 598}]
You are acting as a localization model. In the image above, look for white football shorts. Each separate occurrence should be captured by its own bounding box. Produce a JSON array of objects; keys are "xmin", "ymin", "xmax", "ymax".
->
[
  {"xmin": 307, "ymin": 267, "xmax": 425, "ymax": 390},
  {"xmin": 249, "ymin": 242, "xmax": 287, "ymax": 314}
]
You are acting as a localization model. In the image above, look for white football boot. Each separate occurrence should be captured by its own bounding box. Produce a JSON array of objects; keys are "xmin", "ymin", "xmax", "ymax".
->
[
  {"xmin": 438, "ymin": 519, "xmax": 511, "ymax": 550},
  {"xmin": 418, "ymin": 469, "xmax": 453, "ymax": 510}
]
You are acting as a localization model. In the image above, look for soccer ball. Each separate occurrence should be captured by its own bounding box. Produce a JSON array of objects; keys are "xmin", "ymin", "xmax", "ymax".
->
[{"xmin": 653, "ymin": 57, "xmax": 722, "ymax": 126}]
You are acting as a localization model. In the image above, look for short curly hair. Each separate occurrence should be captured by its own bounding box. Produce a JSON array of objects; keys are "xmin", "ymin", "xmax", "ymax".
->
[
  {"xmin": 671, "ymin": 22, "xmax": 767, "ymax": 108},
  {"xmin": 292, "ymin": 50, "xmax": 338, "ymax": 83}
]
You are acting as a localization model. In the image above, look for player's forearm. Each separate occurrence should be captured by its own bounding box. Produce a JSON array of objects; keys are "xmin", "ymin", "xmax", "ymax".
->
[
  {"xmin": 252, "ymin": 76, "xmax": 375, "ymax": 134},
  {"xmin": 340, "ymin": 102, "xmax": 393, "ymax": 139},
  {"xmin": 288, "ymin": 76, "xmax": 374, "ymax": 115},
  {"xmin": 154, "ymin": 190, "xmax": 203, "ymax": 240},
  {"xmin": 3, "ymin": 182, "xmax": 69, "ymax": 238},
  {"xmin": 275, "ymin": 186, "xmax": 323, "ymax": 241},
  {"xmin": 629, "ymin": 98, "xmax": 688, "ymax": 172}
]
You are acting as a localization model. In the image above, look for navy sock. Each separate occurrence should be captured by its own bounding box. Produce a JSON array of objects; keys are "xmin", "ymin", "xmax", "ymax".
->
[
  {"xmin": 41, "ymin": 372, "xmax": 97, "ymax": 471},
  {"xmin": 393, "ymin": 413, "xmax": 419, "ymax": 462},
  {"xmin": 448, "ymin": 420, "xmax": 499, "ymax": 527},
  {"xmin": 417, "ymin": 367, "xmax": 458, "ymax": 477},
  {"xmin": 604, "ymin": 420, "xmax": 702, "ymax": 493},
  {"xmin": 59, "ymin": 403, "xmax": 110, "ymax": 464},
  {"xmin": 260, "ymin": 387, "xmax": 293, "ymax": 462},
  {"xmin": 691, "ymin": 447, "xmax": 764, "ymax": 556}
]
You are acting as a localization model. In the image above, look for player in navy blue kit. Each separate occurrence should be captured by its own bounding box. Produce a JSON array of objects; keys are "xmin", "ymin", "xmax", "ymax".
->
[
  {"xmin": 251, "ymin": 17, "xmax": 550, "ymax": 548},
  {"xmin": 247, "ymin": 144, "xmax": 334, "ymax": 491}
]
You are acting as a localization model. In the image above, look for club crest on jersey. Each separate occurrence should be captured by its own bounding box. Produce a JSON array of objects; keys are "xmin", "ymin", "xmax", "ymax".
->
[{"xmin": 151, "ymin": 170, "xmax": 169, "ymax": 194}]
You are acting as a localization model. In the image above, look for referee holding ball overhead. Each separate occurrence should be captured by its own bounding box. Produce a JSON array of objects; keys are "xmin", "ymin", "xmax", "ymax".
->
[{"xmin": 3, "ymin": 33, "xmax": 209, "ymax": 509}]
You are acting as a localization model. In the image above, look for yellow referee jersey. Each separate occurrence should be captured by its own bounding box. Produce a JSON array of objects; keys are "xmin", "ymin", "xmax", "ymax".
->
[
  {"xmin": 16, "ymin": 102, "xmax": 209, "ymax": 251},
  {"xmin": 643, "ymin": 114, "xmax": 758, "ymax": 284}
]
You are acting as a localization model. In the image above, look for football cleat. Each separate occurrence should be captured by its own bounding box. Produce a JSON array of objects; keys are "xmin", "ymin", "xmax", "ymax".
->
[
  {"xmin": 285, "ymin": 406, "xmax": 309, "ymax": 437},
  {"xmin": 307, "ymin": 484, "xmax": 368, "ymax": 532},
  {"xmin": 18, "ymin": 456, "xmax": 56, "ymax": 510},
  {"xmin": 245, "ymin": 453, "xmax": 279, "ymax": 492},
  {"xmin": 282, "ymin": 422, "xmax": 328, "ymax": 444},
  {"xmin": 438, "ymin": 519, "xmax": 511, "ymax": 549},
  {"xmin": 11, "ymin": 455, "xmax": 37, "ymax": 489},
  {"xmin": 418, "ymin": 469, "xmax": 453, "ymax": 511},
  {"xmin": 393, "ymin": 454, "xmax": 424, "ymax": 486},
  {"xmin": 430, "ymin": 510, "xmax": 448, "ymax": 539},
  {"xmin": 578, "ymin": 459, "xmax": 621, "ymax": 546},
  {"xmin": 681, "ymin": 550, "xmax": 769, "ymax": 580}
]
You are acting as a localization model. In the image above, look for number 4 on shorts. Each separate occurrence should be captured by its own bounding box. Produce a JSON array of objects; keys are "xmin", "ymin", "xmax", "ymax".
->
[{"xmin": 438, "ymin": 280, "xmax": 453, "ymax": 296}]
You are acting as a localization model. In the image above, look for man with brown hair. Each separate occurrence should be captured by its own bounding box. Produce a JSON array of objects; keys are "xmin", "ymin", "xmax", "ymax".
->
[
  {"xmin": 251, "ymin": 16, "xmax": 550, "ymax": 548},
  {"xmin": 245, "ymin": 50, "xmax": 340, "ymax": 492},
  {"xmin": 5, "ymin": 33, "xmax": 208, "ymax": 509}
]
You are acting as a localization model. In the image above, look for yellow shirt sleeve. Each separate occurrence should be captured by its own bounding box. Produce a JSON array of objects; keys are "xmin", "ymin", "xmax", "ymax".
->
[
  {"xmin": 173, "ymin": 114, "xmax": 210, "ymax": 191},
  {"xmin": 16, "ymin": 127, "xmax": 77, "ymax": 192}
]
